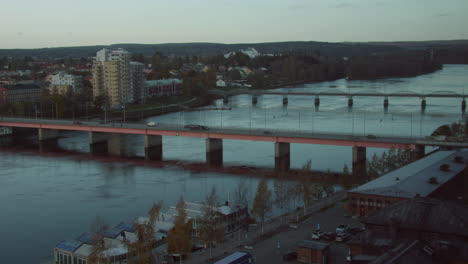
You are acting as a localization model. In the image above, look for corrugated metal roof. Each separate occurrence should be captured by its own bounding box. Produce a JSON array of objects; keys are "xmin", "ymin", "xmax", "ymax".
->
[
  {"xmin": 213, "ymin": 251, "xmax": 250, "ymax": 264},
  {"xmin": 76, "ymin": 232, "xmax": 98, "ymax": 245},
  {"xmin": 350, "ymin": 150, "xmax": 468, "ymax": 198},
  {"xmin": 55, "ymin": 239, "xmax": 83, "ymax": 252}
]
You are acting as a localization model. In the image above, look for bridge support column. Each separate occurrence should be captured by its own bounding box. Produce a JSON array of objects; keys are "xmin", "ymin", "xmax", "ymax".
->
[
  {"xmin": 206, "ymin": 138, "xmax": 223, "ymax": 166},
  {"xmin": 412, "ymin": 144, "xmax": 425, "ymax": 160},
  {"xmin": 352, "ymin": 146, "xmax": 366, "ymax": 178},
  {"xmin": 275, "ymin": 142, "xmax": 290, "ymax": 171},
  {"xmin": 462, "ymin": 99, "xmax": 466, "ymax": 113},
  {"xmin": 384, "ymin": 97, "xmax": 389, "ymax": 109},
  {"xmin": 348, "ymin": 98, "xmax": 353, "ymax": 108},
  {"xmin": 145, "ymin": 135, "xmax": 163, "ymax": 161},
  {"xmin": 108, "ymin": 133, "xmax": 126, "ymax": 157},
  {"xmin": 314, "ymin": 97, "xmax": 320, "ymax": 108},
  {"xmin": 223, "ymin": 97, "xmax": 229, "ymax": 104},
  {"xmin": 283, "ymin": 97, "xmax": 288, "ymax": 105},
  {"xmin": 38, "ymin": 128, "xmax": 60, "ymax": 152},
  {"xmin": 252, "ymin": 95, "xmax": 258, "ymax": 105},
  {"xmin": 88, "ymin": 132, "xmax": 108, "ymax": 154}
]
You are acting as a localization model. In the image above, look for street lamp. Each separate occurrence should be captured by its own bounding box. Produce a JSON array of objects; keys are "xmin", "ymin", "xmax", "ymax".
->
[
  {"xmin": 122, "ymin": 103, "xmax": 126, "ymax": 123},
  {"xmin": 101, "ymin": 106, "xmax": 107, "ymax": 123}
]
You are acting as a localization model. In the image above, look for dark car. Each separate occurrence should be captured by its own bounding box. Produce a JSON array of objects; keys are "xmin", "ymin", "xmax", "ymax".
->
[
  {"xmin": 184, "ymin": 124, "xmax": 209, "ymax": 130},
  {"xmin": 336, "ymin": 232, "xmax": 351, "ymax": 242},
  {"xmin": 73, "ymin": 121, "xmax": 82, "ymax": 125},
  {"xmin": 282, "ymin": 251, "xmax": 297, "ymax": 261},
  {"xmin": 322, "ymin": 232, "xmax": 336, "ymax": 241}
]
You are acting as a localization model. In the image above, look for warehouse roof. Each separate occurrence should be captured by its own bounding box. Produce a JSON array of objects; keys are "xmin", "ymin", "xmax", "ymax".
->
[{"xmin": 350, "ymin": 150, "xmax": 468, "ymax": 198}]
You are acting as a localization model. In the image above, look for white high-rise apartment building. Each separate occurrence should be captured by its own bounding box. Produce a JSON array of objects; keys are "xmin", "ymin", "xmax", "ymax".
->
[{"xmin": 92, "ymin": 48, "xmax": 134, "ymax": 108}]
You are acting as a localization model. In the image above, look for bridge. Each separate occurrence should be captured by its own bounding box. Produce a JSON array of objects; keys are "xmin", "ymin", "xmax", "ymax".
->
[
  {"xmin": 1, "ymin": 117, "xmax": 467, "ymax": 171},
  {"xmin": 211, "ymin": 90, "xmax": 467, "ymax": 111}
]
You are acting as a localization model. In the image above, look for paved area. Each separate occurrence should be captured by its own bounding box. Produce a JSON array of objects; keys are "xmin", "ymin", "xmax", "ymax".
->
[{"xmin": 179, "ymin": 191, "xmax": 361, "ymax": 264}]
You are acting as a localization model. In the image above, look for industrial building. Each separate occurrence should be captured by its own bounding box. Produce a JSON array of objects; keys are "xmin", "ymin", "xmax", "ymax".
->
[{"xmin": 348, "ymin": 150, "xmax": 468, "ymax": 216}]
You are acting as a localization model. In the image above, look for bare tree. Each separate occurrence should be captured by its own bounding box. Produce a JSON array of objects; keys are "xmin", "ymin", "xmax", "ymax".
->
[
  {"xmin": 274, "ymin": 175, "xmax": 291, "ymax": 221},
  {"xmin": 198, "ymin": 186, "xmax": 224, "ymax": 258},
  {"xmin": 233, "ymin": 181, "xmax": 249, "ymax": 207}
]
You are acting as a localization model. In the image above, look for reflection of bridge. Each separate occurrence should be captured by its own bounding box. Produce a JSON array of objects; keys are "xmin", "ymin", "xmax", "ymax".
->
[
  {"xmin": 1, "ymin": 117, "xmax": 467, "ymax": 171},
  {"xmin": 211, "ymin": 90, "xmax": 467, "ymax": 111}
]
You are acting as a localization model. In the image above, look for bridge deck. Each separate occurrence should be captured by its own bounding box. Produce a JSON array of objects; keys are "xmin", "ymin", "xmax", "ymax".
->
[
  {"xmin": 1, "ymin": 118, "xmax": 467, "ymax": 149},
  {"xmin": 212, "ymin": 91, "xmax": 465, "ymax": 98}
]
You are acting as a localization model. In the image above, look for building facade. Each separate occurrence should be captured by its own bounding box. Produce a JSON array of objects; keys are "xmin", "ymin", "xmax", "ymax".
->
[
  {"xmin": 49, "ymin": 72, "xmax": 83, "ymax": 95},
  {"xmin": 92, "ymin": 48, "xmax": 143, "ymax": 108},
  {"xmin": 3, "ymin": 83, "xmax": 42, "ymax": 103},
  {"xmin": 130, "ymin": 62, "xmax": 145, "ymax": 103}
]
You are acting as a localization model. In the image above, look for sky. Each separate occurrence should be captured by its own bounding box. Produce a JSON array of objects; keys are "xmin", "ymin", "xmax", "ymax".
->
[{"xmin": 0, "ymin": 0, "xmax": 467, "ymax": 49}]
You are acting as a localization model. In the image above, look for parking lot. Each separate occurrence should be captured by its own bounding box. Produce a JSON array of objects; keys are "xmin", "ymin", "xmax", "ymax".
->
[{"xmin": 240, "ymin": 201, "xmax": 362, "ymax": 264}]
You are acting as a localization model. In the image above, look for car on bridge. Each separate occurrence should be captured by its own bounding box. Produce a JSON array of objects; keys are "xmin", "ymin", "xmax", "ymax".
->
[
  {"xmin": 146, "ymin": 121, "xmax": 158, "ymax": 127},
  {"xmin": 184, "ymin": 124, "xmax": 209, "ymax": 130}
]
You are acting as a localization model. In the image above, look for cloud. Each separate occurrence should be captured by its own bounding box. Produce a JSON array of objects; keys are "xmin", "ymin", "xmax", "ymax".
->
[{"xmin": 335, "ymin": 3, "xmax": 353, "ymax": 8}]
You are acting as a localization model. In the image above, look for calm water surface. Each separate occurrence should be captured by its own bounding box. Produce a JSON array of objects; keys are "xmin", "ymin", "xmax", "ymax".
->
[{"xmin": 0, "ymin": 64, "xmax": 467, "ymax": 263}]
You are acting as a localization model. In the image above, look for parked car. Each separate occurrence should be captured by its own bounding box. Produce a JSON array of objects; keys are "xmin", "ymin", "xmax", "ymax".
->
[
  {"xmin": 336, "ymin": 232, "xmax": 351, "ymax": 242},
  {"xmin": 146, "ymin": 121, "xmax": 158, "ymax": 127},
  {"xmin": 348, "ymin": 226, "xmax": 365, "ymax": 235},
  {"xmin": 321, "ymin": 232, "xmax": 336, "ymax": 241},
  {"xmin": 336, "ymin": 224, "xmax": 349, "ymax": 234},
  {"xmin": 282, "ymin": 251, "xmax": 297, "ymax": 261},
  {"xmin": 367, "ymin": 134, "xmax": 377, "ymax": 139},
  {"xmin": 263, "ymin": 130, "xmax": 272, "ymax": 135},
  {"xmin": 311, "ymin": 231, "xmax": 325, "ymax": 240}
]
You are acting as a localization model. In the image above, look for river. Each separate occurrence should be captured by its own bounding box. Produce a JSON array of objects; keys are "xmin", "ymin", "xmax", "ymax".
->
[{"xmin": 0, "ymin": 64, "xmax": 467, "ymax": 263}]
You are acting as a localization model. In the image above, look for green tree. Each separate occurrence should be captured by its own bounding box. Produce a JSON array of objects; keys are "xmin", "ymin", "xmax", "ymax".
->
[
  {"xmin": 252, "ymin": 178, "xmax": 272, "ymax": 234},
  {"xmin": 366, "ymin": 148, "xmax": 415, "ymax": 179},
  {"xmin": 167, "ymin": 196, "xmax": 193, "ymax": 264}
]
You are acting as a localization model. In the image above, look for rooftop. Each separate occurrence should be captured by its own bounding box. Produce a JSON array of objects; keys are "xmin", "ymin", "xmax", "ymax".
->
[
  {"xmin": 297, "ymin": 240, "xmax": 330, "ymax": 250},
  {"xmin": 213, "ymin": 251, "xmax": 250, "ymax": 264},
  {"xmin": 350, "ymin": 150, "xmax": 468, "ymax": 198},
  {"xmin": 55, "ymin": 239, "xmax": 83, "ymax": 253},
  {"xmin": 145, "ymin": 79, "xmax": 182, "ymax": 86}
]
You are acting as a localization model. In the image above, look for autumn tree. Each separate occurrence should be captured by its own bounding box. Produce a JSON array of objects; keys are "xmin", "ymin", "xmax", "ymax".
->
[
  {"xmin": 252, "ymin": 178, "xmax": 272, "ymax": 234},
  {"xmin": 167, "ymin": 196, "xmax": 193, "ymax": 264},
  {"xmin": 197, "ymin": 186, "xmax": 224, "ymax": 258},
  {"xmin": 124, "ymin": 201, "xmax": 163, "ymax": 264}
]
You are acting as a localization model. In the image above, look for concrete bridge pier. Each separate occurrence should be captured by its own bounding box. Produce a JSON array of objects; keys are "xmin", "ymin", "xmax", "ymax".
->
[
  {"xmin": 38, "ymin": 128, "xmax": 60, "ymax": 152},
  {"xmin": 206, "ymin": 138, "xmax": 223, "ymax": 166},
  {"xmin": 282, "ymin": 96, "xmax": 288, "ymax": 105},
  {"xmin": 421, "ymin": 98, "xmax": 426, "ymax": 111},
  {"xmin": 314, "ymin": 97, "xmax": 320, "ymax": 108},
  {"xmin": 275, "ymin": 142, "xmax": 290, "ymax": 171},
  {"xmin": 462, "ymin": 99, "xmax": 466, "ymax": 113},
  {"xmin": 352, "ymin": 146, "xmax": 366, "ymax": 178},
  {"xmin": 89, "ymin": 132, "xmax": 108, "ymax": 154},
  {"xmin": 107, "ymin": 133, "xmax": 127, "ymax": 157},
  {"xmin": 144, "ymin": 135, "xmax": 163, "ymax": 161},
  {"xmin": 223, "ymin": 97, "xmax": 229, "ymax": 104},
  {"xmin": 412, "ymin": 144, "xmax": 425, "ymax": 160},
  {"xmin": 252, "ymin": 95, "xmax": 258, "ymax": 105}
]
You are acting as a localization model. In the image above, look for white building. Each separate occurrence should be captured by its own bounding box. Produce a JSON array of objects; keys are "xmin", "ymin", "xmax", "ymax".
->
[
  {"xmin": 49, "ymin": 72, "xmax": 83, "ymax": 95},
  {"xmin": 216, "ymin": 80, "xmax": 226, "ymax": 88}
]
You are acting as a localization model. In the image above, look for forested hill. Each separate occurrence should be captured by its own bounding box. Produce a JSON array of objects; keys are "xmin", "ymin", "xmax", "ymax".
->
[{"xmin": 0, "ymin": 40, "xmax": 467, "ymax": 61}]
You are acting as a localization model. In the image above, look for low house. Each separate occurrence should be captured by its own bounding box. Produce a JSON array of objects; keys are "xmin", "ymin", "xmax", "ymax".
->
[
  {"xmin": 296, "ymin": 240, "xmax": 330, "ymax": 264},
  {"xmin": 216, "ymin": 80, "xmax": 226, "ymax": 88},
  {"xmin": 348, "ymin": 150, "xmax": 468, "ymax": 216}
]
